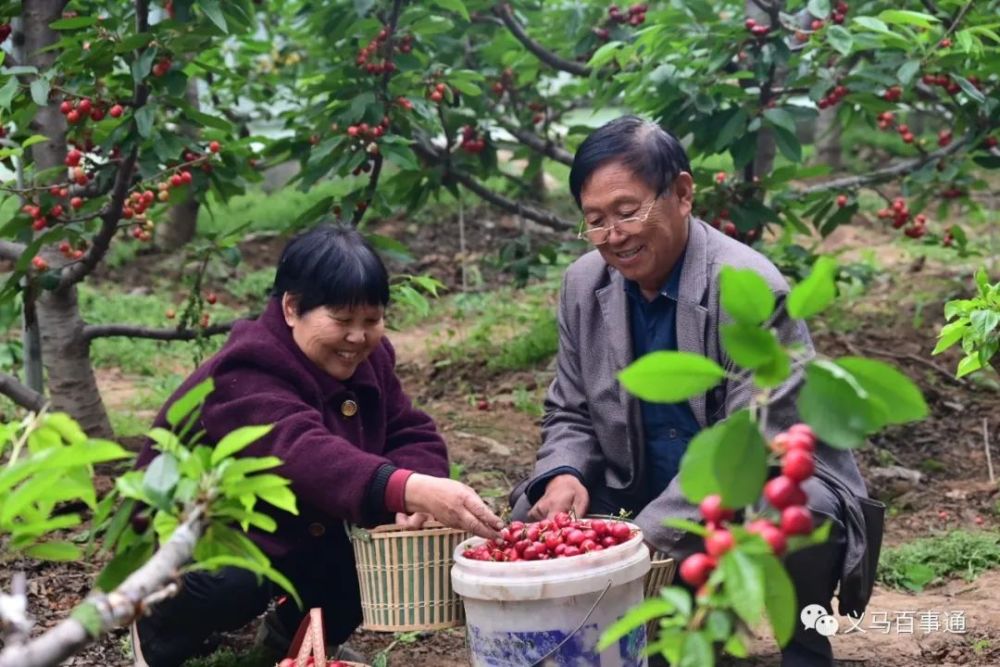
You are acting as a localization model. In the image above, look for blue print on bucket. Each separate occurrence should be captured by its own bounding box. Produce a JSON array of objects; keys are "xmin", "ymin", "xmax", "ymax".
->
[
  {"xmin": 618, "ymin": 624, "xmax": 646, "ymax": 667},
  {"xmin": 468, "ymin": 623, "xmax": 601, "ymax": 666}
]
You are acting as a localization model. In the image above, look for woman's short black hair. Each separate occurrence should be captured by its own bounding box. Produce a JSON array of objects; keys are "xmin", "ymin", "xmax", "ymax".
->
[
  {"xmin": 271, "ymin": 224, "xmax": 390, "ymax": 314},
  {"xmin": 568, "ymin": 115, "xmax": 690, "ymax": 207}
]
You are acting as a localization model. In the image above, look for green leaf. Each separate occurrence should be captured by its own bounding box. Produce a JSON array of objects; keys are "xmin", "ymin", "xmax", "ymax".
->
[
  {"xmin": 852, "ymin": 17, "xmax": 890, "ymax": 33},
  {"xmin": 589, "ymin": 41, "xmax": 624, "ymax": 68},
  {"xmin": 166, "ymin": 379, "xmax": 213, "ymax": 429},
  {"xmin": 953, "ymin": 75, "xmax": 986, "ymax": 104},
  {"xmin": 797, "ymin": 360, "xmax": 883, "ymax": 448},
  {"xmin": 763, "ymin": 108, "xmax": 796, "ymax": 135},
  {"xmin": 720, "ymin": 267, "xmax": 775, "ymax": 325},
  {"xmin": 96, "ymin": 541, "xmax": 154, "ymax": 591},
  {"xmin": 970, "ymin": 310, "xmax": 1000, "ymax": 339},
  {"xmin": 70, "ymin": 602, "xmax": 103, "ymax": 638},
  {"xmin": 211, "ymin": 425, "xmax": 272, "ymax": 465},
  {"xmin": 933, "ymin": 320, "xmax": 968, "ymax": 354},
  {"xmin": 956, "ymin": 353, "xmax": 983, "ymax": 378},
  {"xmin": 721, "ymin": 549, "xmax": 765, "ymax": 626},
  {"xmin": 200, "ymin": 0, "xmax": 229, "ymax": 33},
  {"xmin": 619, "ymin": 351, "xmax": 726, "ymax": 403},
  {"xmin": 380, "ymin": 142, "xmax": 420, "ymax": 170},
  {"xmin": 50, "ymin": 16, "xmax": 98, "ymax": 29},
  {"xmin": 826, "ymin": 26, "xmax": 854, "ymax": 55},
  {"xmin": 143, "ymin": 453, "xmax": 180, "ymax": 501},
  {"xmin": 180, "ymin": 104, "xmax": 234, "ymax": 132},
  {"xmin": 897, "ymin": 60, "xmax": 921, "ymax": 86},
  {"xmin": 759, "ymin": 552, "xmax": 797, "ymax": 646},
  {"xmin": 712, "ymin": 411, "xmax": 769, "ymax": 507},
  {"xmin": 30, "ymin": 78, "xmax": 51, "ymax": 107},
  {"xmin": 807, "ymin": 0, "xmax": 831, "ymax": 17},
  {"xmin": 597, "ymin": 597, "xmax": 680, "ymax": 651},
  {"xmin": 429, "ymin": 0, "xmax": 470, "ymax": 22},
  {"xmin": 772, "ymin": 125, "xmax": 802, "ymax": 163},
  {"xmin": 720, "ymin": 323, "xmax": 781, "ymax": 369},
  {"xmin": 25, "ymin": 540, "xmax": 82, "ymax": 561},
  {"xmin": 787, "ymin": 256, "xmax": 837, "ymax": 319},
  {"xmin": 679, "ymin": 410, "xmax": 767, "ymax": 507},
  {"xmin": 255, "ymin": 486, "xmax": 298, "ymax": 515},
  {"xmin": 0, "ymin": 76, "xmax": 19, "ymax": 110},
  {"xmin": 132, "ymin": 48, "xmax": 157, "ymax": 85},
  {"xmin": 679, "ymin": 631, "xmax": 714, "ymax": 667},
  {"xmin": 662, "ymin": 518, "xmax": 710, "ymax": 537},
  {"xmin": 835, "ymin": 357, "xmax": 928, "ymax": 425},
  {"xmin": 714, "ymin": 108, "xmax": 748, "ymax": 152},
  {"xmin": 878, "ymin": 9, "xmax": 940, "ymax": 28},
  {"xmin": 134, "ymin": 106, "xmax": 155, "ymax": 138},
  {"xmin": 189, "ymin": 555, "xmax": 301, "ymax": 608}
]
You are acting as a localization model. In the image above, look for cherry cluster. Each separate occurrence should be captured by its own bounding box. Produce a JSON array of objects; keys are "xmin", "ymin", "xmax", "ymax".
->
[
  {"xmin": 882, "ymin": 85, "xmax": 902, "ymax": 103},
  {"xmin": 355, "ymin": 27, "xmax": 399, "ymax": 75},
  {"xmin": 829, "ymin": 1, "xmax": 849, "ymax": 25},
  {"xmin": 609, "ymin": 3, "xmax": 648, "ymax": 26},
  {"xmin": 461, "ymin": 514, "xmax": 636, "ymax": 562},
  {"xmin": 395, "ymin": 95, "xmax": 414, "ymax": 111},
  {"xmin": 744, "ymin": 18, "xmax": 771, "ymax": 38},
  {"xmin": 459, "ymin": 125, "xmax": 486, "ymax": 154},
  {"xmin": 58, "ymin": 97, "xmax": 125, "ymax": 125},
  {"xmin": 817, "ymin": 84, "xmax": 849, "ymax": 110},
  {"xmin": 920, "ymin": 72, "xmax": 965, "ymax": 96},
  {"xmin": 876, "ymin": 196, "xmax": 926, "ymax": 239},
  {"xmin": 490, "ymin": 68, "xmax": 515, "ymax": 96},
  {"xmin": 678, "ymin": 424, "xmax": 818, "ymax": 590},
  {"xmin": 346, "ymin": 117, "xmax": 388, "ymax": 140},
  {"xmin": 57, "ymin": 240, "xmax": 86, "ymax": 261},
  {"xmin": 151, "ymin": 57, "xmax": 173, "ymax": 77},
  {"xmin": 0, "ymin": 23, "xmax": 11, "ymax": 44},
  {"xmin": 426, "ymin": 81, "xmax": 449, "ymax": 104}
]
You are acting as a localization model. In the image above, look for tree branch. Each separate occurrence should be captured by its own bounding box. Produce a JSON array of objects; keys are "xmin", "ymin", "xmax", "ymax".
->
[
  {"xmin": 413, "ymin": 139, "xmax": 575, "ymax": 231},
  {"xmin": 56, "ymin": 0, "xmax": 151, "ymax": 289},
  {"xmin": 81, "ymin": 320, "xmax": 240, "ymax": 343},
  {"xmin": 795, "ymin": 134, "xmax": 971, "ymax": 196},
  {"xmin": 919, "ymin": 0, "xmax": 944, "ymax": 18},
  {"xmin": 0, "ymin": 372, "xmax": 46, "ymax": 412},
  {"xmin": 0, "ymin": 240, "xmax": 27, "ymax": 262},
  {"xmin": 496, "ymin": 118, "xmax": 574, "ymax": 166},
  {"xmin": 0, "ymin": 507, "xmax": 205, "ymax": 667},
  {"xmin": 492, "ymin": 3, "xmax": 591, "ymax": 76}
]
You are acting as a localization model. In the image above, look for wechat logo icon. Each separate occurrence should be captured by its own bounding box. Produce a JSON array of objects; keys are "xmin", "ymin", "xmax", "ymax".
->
[{"xmin": 801, "ymin": 604, "xmax": 839, "ymax": 637}]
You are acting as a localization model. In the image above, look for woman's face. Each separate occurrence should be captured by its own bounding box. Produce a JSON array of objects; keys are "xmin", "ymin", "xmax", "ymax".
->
[{"xmin": 282, "ymin": 294, "xmax": 385, "ymax": 380}]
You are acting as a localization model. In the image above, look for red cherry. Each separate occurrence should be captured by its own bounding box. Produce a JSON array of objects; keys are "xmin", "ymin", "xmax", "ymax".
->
[
  {"xmin": 782, "ymin": 448, "xmax": 815, "ymax": 482},
  {"xmin": 760, "ymin": 525, "xmax": 787, "ymax": 555},
  {"xmin": 170, "ymin": 173, "xmax": 183, "ymax": 187},
  {"xmin": 70, "ymin": 196, "xmax": 84, "ymax": 209},
  {"xmin": 66, "ymin": 109, "xmax": 81, "ymax": 124},
  {"xmin": 699, "ymin": 494, "xmax": 735, "ymax": 524},
  {"xmin": 781, "ymin": 506, "xmax": 813, "ymax": 535},
  {"xmin": 206, "ymin": 292, "xmax": 218, "ymax": 305},
  {"xmin": 31, "ymin": 256, "xmax": 49, "ymax": 271},
  {"xmin": 764, "ymin": 476, "xmax": 804, "ymax": 510},
  {"xmin": 180, "ymin": 170, "xmax": 193, "ymax": 184},
  {"xmin": 109, "ymin": 104, "xmax": 124, "ymax": 118},
  {"xmin": 554, "ymin": 512, "xmax": 572, "ymax": 528},
  {"xmin": 209, "ymin": 140, "xmax": 221, "ymax": 153},
  {"xmin": 610, "ymin": 521, "xmax": 632, "ymax": 542},
  {"xmin": 836, "ymin": 194, "xmax": 848, "ymax": 207},
  {"xmin": 59, "ymin": 100, "xmax": 74, "ymax": 114},
  {"xmin": 705, "ymin": 529, "xmax": 734, "ymax": 558},
  {"xmin": 679, "ymin": 553, "xmax": 716, "ymax": 587}
]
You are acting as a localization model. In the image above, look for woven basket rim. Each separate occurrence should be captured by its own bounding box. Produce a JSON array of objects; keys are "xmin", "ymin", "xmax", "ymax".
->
[{"xmin": 354, "ymin": 522, "xmax": 472, "ymax": 539}]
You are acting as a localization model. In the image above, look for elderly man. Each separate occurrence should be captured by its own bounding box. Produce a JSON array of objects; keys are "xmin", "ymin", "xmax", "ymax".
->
[{"xmin": 510, "ymin": 115, "xmax": 880, "ymax": 666}]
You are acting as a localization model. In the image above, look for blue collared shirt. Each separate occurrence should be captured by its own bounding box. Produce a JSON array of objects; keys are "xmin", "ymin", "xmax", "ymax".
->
[{"xmin": 624, "ymin": 253, "xmax": 701, "ymax": 496}]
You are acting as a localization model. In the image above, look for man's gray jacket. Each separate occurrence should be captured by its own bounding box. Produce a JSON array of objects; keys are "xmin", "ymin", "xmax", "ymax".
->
[{"xmin": 511, "ymin": 216, "xmax": 880, "ymax": 615}]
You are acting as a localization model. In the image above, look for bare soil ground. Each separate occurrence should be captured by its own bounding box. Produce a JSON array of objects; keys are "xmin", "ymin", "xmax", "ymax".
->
[{"xmin": 3, "ymin": 214, "xmax": 999, "ymax": 666}]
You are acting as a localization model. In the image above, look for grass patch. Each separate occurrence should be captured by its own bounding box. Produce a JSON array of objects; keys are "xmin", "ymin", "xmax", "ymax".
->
[
  {"xmin": 180, "ymin": 646, "xmax": 277, "ymax": 667},
  {"xmin": 197, "ymin": 181, "xmax": 353, "ymax": 237},
  {"xmin": 430, "ymin": 276, "xmax": 561, "ymax": 374},
  {"xmin": 878, "ymin": 530, "xmax": 1000, "ymax": 591}
]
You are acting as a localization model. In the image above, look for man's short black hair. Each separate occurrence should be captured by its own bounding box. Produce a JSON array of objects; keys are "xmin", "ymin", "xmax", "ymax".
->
[
  {"xmin": 568, "ymin": 115, "xmax": 691, "ymax": 207},
  {"xmin": 271, "ymin": 224, "xmax": 390, "ymax": 314}
]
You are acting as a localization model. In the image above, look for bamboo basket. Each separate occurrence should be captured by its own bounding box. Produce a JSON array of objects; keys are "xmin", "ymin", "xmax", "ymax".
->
[
  {"xmin": 644, "ymin": 551, "xmax": 677, "ymax": 598},
  {"xmin": 350, "ymin": 522, "xmax": 470, "ymax": 632}
]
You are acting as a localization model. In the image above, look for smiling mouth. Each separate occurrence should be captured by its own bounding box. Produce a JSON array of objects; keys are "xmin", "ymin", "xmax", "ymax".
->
[
  {"xmin": 335, "ymin": 351, "xmax": 360, "ymax": 361},
  {"xmin": 615, "ymin": 245, "xmax": 643, "ymax": 259}
]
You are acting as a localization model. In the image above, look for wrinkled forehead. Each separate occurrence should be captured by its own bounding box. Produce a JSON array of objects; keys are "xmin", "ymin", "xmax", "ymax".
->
[{"xmin": 580, "ymin": 162, "xmax": 654, "ymax": 211}]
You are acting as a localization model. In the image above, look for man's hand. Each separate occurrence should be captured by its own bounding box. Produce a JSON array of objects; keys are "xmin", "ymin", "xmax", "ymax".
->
[
  {"xmin": 404, "ymin": 473, "xmax": 504, "ymax": 540},
  {"xmin": 529, "ymin": 474, "xmax": 589, "ymax": 521},
  {"xmin": 394, "ymin": 512, "xmax": 433, "ymax": 530}
]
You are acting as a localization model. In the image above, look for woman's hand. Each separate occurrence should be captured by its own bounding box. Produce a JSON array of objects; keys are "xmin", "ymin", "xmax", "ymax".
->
[
  {"xmin": 394, "ymin": 512, "xmax": 433, "ymax": 530},
  {"xmin": 404, "ymin": 474, "xmax": 504, "ymax": 539}
]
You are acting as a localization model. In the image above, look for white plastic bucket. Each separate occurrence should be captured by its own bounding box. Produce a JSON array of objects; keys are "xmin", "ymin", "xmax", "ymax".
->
[{"xmin": 451, "ymin": 526, "xmax": 651, "ymax": 666}]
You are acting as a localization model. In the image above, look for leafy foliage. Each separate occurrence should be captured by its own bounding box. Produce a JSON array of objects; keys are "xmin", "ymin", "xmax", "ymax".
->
[
  {"xmin": 934, "ymin": 267, "xmax": 1000, "ymax": 377},
  {"xmin": 878, "ymin": 530, "xmax": 1000, "ymax": 592}
]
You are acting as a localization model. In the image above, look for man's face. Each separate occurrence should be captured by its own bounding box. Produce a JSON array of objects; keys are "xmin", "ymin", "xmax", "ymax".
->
[{"xmin": 579, "ymin": 161, "xmax": 693, "ymax": 293}]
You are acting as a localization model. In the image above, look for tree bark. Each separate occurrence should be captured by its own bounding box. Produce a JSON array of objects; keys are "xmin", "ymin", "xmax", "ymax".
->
[
  {"xmin": 158, "ymin": 78, "xmax": 201, "ymax": 250},
  {"xmin": 23, "ymin": 0, "xmax": 113, "ymax": 437},
  {"xmin": 814, "ymin": 106, "xmax": 843, "ymax": 170}
]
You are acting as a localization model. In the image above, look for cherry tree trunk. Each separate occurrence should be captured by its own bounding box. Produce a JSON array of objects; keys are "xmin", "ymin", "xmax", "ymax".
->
[
  {"xmin": 24, "ymin": 0, "xmax": 113, "ymax": 437},
  {"xmin": 814, "ymin": 106, "xmax": 844, "ymax": 170}
]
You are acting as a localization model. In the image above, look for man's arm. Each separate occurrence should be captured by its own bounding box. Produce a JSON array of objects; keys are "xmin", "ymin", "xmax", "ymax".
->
[{"xmin": 517, "ymin": 272, "xmax": 606, "ymax": 514}]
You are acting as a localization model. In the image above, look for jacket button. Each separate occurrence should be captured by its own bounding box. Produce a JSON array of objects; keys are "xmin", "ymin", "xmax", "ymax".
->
[
  {"xmin": 341, "ymin": 399, "xmax": 358, "ymax": 417},
  {"xmin": 308, "ymin": 522, "xmax": 326, "ymax": 537}
]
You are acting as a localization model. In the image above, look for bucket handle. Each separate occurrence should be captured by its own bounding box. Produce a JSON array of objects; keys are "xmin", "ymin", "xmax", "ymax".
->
[{"xmin": 529, "ymin": 580, "xmax": 613, "ymax": 667}]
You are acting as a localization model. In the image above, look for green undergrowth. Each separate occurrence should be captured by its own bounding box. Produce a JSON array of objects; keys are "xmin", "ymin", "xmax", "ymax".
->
[{"xmin": 877, "ymin": 529, "xmax": 1000, "ymax": 592}]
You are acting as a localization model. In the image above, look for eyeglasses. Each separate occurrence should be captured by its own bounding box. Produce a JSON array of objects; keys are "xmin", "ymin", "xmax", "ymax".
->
[{"xmin": 577, "ymin": 196, "xmax": 658, "ymax": 246}]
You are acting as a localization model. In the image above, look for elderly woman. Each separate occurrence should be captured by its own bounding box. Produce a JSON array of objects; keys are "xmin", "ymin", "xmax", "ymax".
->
[{"xmin": 131, "ymin": 224, "xmax": 502, "ymax": 667}]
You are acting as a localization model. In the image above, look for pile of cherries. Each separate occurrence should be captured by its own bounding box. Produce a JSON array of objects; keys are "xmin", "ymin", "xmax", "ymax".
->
[
  {"xmin": 679, "ymin": 423, "xmax": 818, "ymax": 589},
  {"xmin": 461, "ymin": 513, "xmax": 636, "ymax": 562}
]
